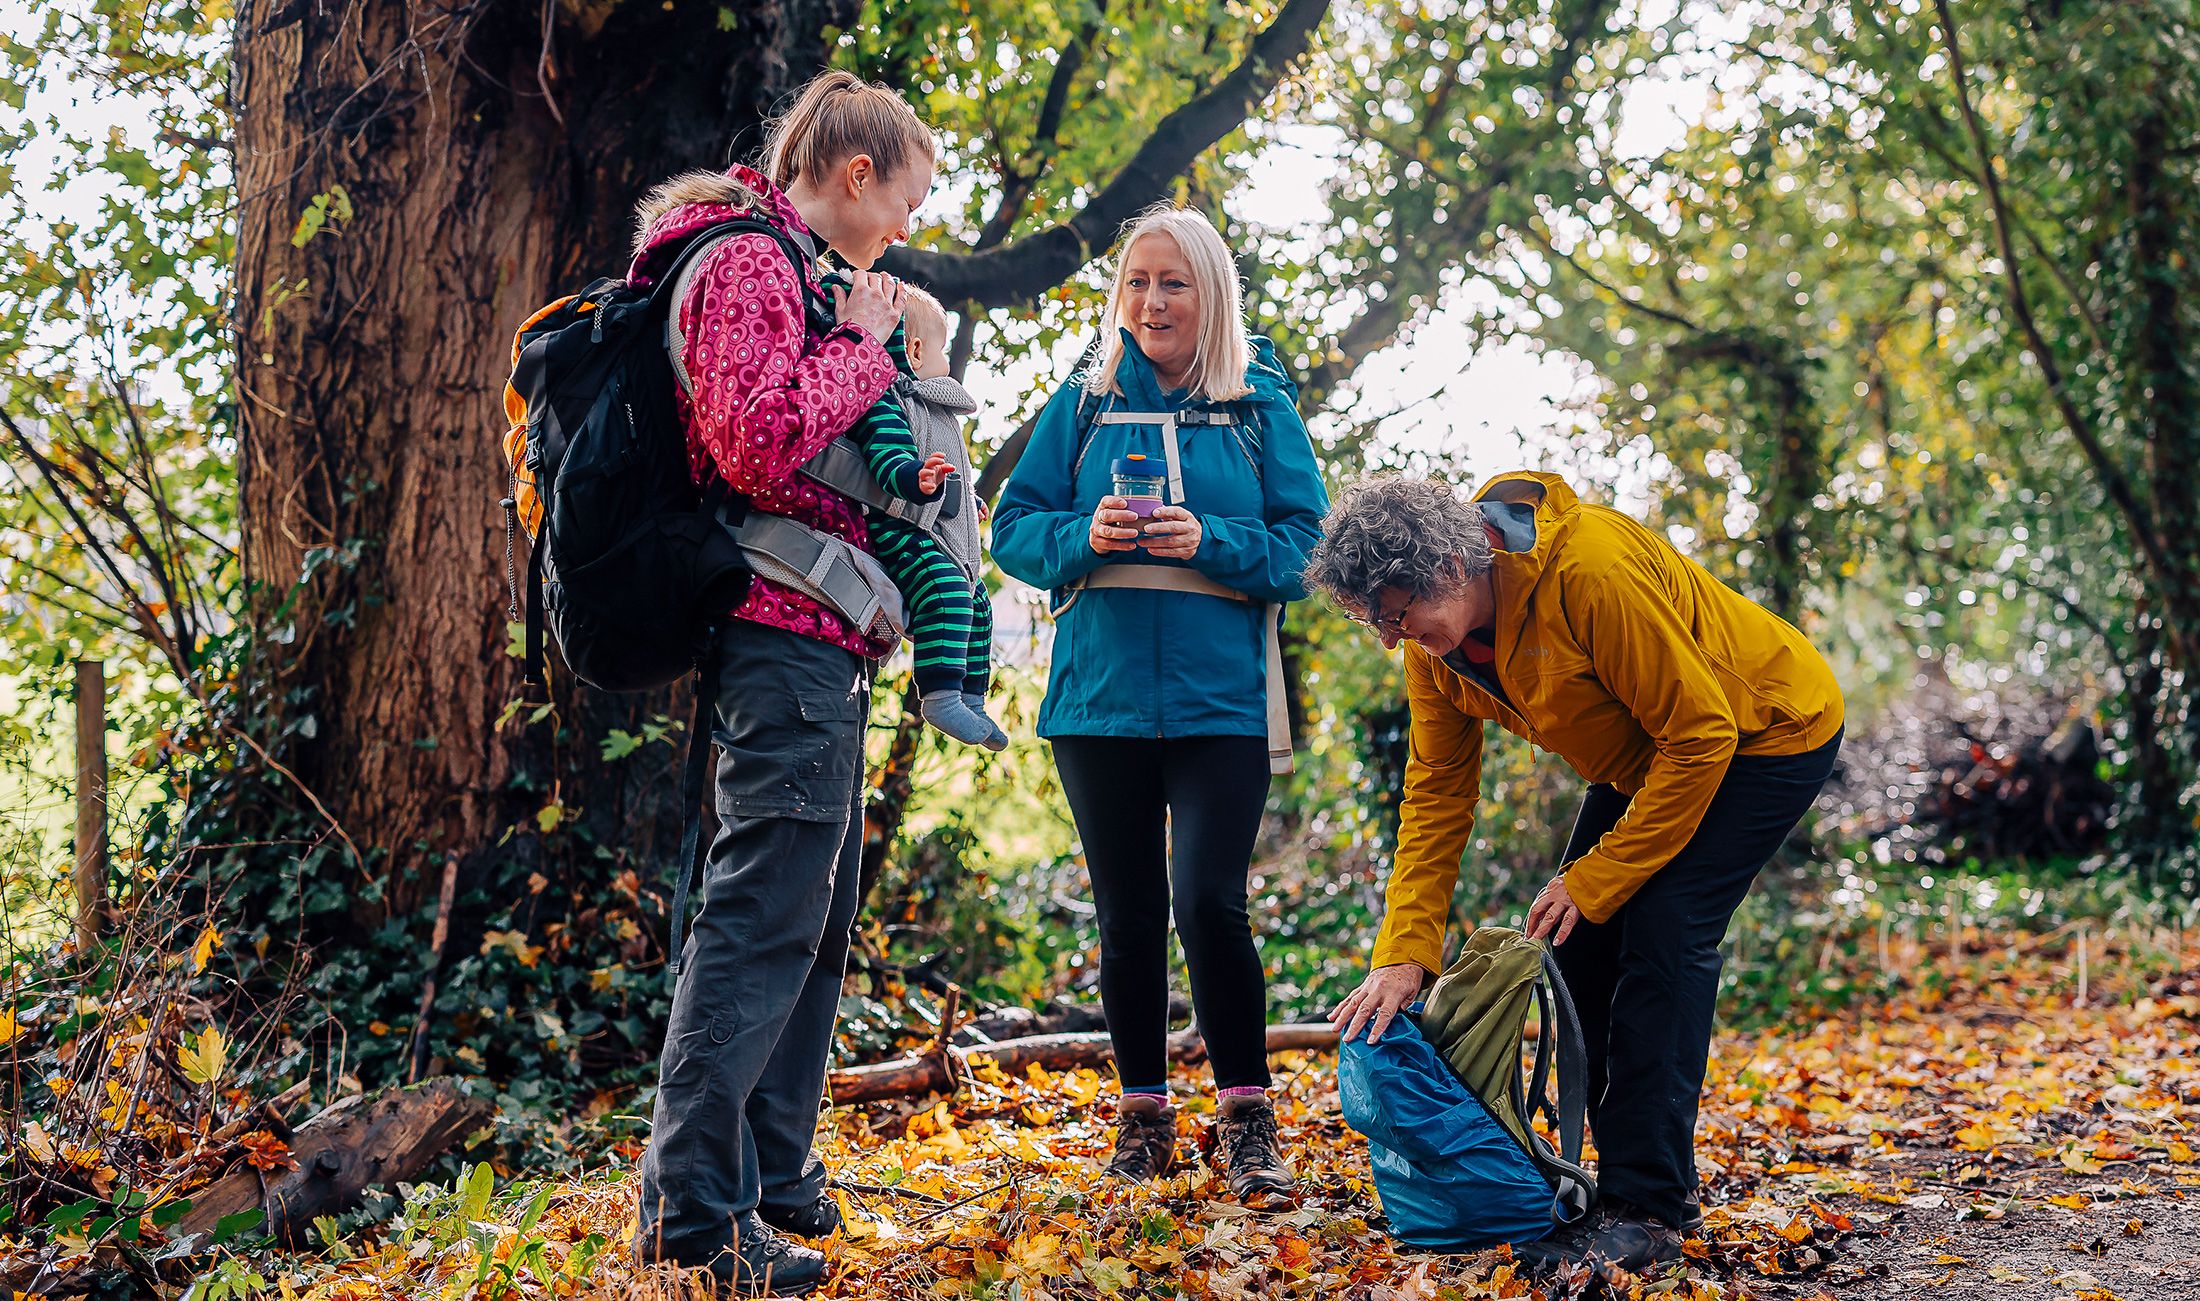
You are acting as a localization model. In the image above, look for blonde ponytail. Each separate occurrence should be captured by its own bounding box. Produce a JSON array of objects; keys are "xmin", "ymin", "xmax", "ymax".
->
[{"xmin": 762, "ymin": 69, "xmax": 934, "ymax": 190}]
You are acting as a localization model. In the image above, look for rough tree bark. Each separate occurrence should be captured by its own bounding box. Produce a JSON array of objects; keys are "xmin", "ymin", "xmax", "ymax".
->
[{"xmin": 233, "ymin": 0, "xmax": 856, "ymax": 914}]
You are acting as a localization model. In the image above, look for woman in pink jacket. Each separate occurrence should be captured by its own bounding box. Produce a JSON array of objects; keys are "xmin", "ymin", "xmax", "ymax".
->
[{"xmin": 626, "ymin": 71, "xmax": 932, "ymax": 1296}]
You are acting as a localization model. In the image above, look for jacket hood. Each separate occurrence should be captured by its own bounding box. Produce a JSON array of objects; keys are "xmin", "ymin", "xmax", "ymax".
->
[
  {"xmin": 1245, "ymin": 335, "xmax": 1301, "ymax": 407},
  {"xmin": 625, "ymin": 164, "xmax": 812, "ymax": 287},
  {"xmin": 1471, "ymin": 471, "xmax": 1582, "ymax": 610},
  {"xmin": 1106, "ymin": 328, "xmax": 1299, "ymax": 411}
]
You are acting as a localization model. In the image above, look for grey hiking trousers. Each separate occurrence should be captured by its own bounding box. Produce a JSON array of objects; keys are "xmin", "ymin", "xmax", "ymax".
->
[{"xmin": 636, "ymin": 623, "xmax": 871, "ymax": 1265}]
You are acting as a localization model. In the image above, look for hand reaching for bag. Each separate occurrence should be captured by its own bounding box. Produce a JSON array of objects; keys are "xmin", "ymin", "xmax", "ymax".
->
[
  {"xmin": 1524, "ymin": 875, "xmax": 1583, "ymax": 944},
  {"xmin": 1329, "ymin": 962, "xmax": 1426, "ymax": 1044}
]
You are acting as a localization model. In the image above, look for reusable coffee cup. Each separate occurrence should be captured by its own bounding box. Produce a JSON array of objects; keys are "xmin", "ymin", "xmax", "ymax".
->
[{"xmin": 1111, "ymin": 454, "xmax": 1166, "ymax": 520}]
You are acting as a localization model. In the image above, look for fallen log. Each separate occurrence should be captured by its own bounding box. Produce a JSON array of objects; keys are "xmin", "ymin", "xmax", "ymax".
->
[
  {"xmin": 828, "ymin": 1022, "xmax": 1339, "ymax": 1105},
  {"xmin": 169, "ymin": 1076, "xmax": 494, "ymax": 1249}
]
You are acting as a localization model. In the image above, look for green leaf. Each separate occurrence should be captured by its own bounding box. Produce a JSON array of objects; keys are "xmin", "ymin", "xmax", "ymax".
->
[
  {"xmin": 513, "ymin": 1185, "xmax": 553, "ymax": 1235},
  {"xmin": 45, "ymin": 1197, "xmax": 98, "ymax": 1231},
  {"xmin": 210, "ymin": 1207, "xmax": 264, "ymax": 1245},
  {"xmin": 289, "ymin": 193, "xmax": 327, "ymax": 247},
  {"xmin": 600, "ymin": 729, "xmax": 643, "ymax": 760},
  {"xmin": 459, "ymin": 1160, "xmax": 495, "ymax": 1222},
  {"xmin": 1086, "ymin": 1258, "xmax": 1136, "ymax": 1293},
  {"xmin": 150, "ymin": 1197, "xmax": 193, "ymax": 1228}
]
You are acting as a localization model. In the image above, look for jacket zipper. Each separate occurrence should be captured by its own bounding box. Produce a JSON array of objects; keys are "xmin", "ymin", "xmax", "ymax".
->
[{"xmin": 1152, "ymin": 589, "xmax": 1164, "ymax": 738}]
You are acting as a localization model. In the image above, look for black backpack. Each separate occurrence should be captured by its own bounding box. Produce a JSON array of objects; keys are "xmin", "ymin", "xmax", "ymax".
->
[
  {"xmin": 498, "ymin": 215, "xmax": 834, "ymax": 972},
  {"xmin": 501, "ymin": 216, "xmax": 831, "ymax": 694}
]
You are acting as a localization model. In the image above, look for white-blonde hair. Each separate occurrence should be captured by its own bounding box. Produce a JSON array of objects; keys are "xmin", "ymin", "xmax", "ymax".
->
[
  {"xmin": 1083, "ymin": 204, "xmax": 1253, "ymax": 403},
  {"xmin": 900, "ymin": 283, "xmax": 950, "ymax": 353}
]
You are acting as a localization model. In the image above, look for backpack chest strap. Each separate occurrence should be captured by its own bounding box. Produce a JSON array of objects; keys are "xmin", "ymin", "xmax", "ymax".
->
[
  {"xmin": 664, "ymin": 221, "xmax": 833, "ymax": 397},
  {"xmin": 1091, "ymin": 409, "xmax": 1237, "ymax": 505}
]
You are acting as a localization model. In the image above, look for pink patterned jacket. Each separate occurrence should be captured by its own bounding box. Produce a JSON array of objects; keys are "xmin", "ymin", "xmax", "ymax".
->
[{"xmin": 626, "ymin": 165, "xmax": 897, "ymax": 659}]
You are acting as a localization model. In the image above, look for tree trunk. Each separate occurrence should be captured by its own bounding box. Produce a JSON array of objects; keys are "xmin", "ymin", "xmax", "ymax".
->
[
  {"xmin": 232, "ymin": 0, "xmax": 851, "ymax": 916},
  {"xmin": 828, "ymin": 1023, "xmax": 1341, "ymax": 1105},
  {"xmin": 169, "ymin": 1077, "xmax": 495, "ymax": 1248},
  {"xmin": 1760, "ymin": 357, "xmax": 1819, "ymax": 626},
  {"xmin": 2128, "ymin": 104, "xmax": 2200, "ymax": 794}
]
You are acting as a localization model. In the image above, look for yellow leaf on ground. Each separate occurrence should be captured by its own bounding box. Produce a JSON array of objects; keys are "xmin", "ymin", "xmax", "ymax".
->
[
  {"xmin": 1953, "ymin": 1122, "xmax": 2000, "ymax": 1150},
  {"xmin": 0, "ymin": 1008, "xmax": 26, "ymax": 1046},
  {"xmin": 1060, "ymin": 1069, "xmax": 1104, "ymax": 1108},
  {"xmin": 1009, "ymin": 1232, "xmax": 1068, "ymax": 1278},
  {"xmin": 22, "ymin": 1119, "xmax": 56, "ymax": 1163}
]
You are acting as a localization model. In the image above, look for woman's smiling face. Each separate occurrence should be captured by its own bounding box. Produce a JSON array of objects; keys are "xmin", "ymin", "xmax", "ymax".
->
[{"xmin": 1118, "ymin": 232, "xmax": 1201, "ymax": 387}]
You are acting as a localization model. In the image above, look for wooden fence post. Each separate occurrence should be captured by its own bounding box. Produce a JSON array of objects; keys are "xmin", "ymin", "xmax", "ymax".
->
[{"xmin": 73, "ymin": 659, "xmax": 108, "ymax": 956}]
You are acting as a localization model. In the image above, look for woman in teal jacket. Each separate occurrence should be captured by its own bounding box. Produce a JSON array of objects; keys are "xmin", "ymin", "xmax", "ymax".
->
[{"xmin": 993, "ymin": 204, "xmax": 1328, "ymax": 1204}]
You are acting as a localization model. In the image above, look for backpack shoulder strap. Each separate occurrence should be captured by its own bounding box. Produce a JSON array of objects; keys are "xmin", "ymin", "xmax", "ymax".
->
[
  {"xmin": 1519, "ymin": 947, "xmax": 1597, "ymax": 1223},
  {"xmin": 663, "ymin": 217, "xmax": 834, "ymax": 396}
]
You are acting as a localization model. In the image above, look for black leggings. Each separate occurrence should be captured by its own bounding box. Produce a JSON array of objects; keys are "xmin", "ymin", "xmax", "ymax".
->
[{"xmin": 1050, "ymin": 735, "xmax": 1273, "ymax": 1091}]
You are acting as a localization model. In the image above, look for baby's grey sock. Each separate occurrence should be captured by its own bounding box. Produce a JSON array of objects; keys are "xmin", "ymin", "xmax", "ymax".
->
[
  {"xmin": 962, "ymin": 691, "xmax": 1008, "ymax": 752},
  {"xmin": 921, "ymin": 689, "xmax": 996, "ymax": 746}
]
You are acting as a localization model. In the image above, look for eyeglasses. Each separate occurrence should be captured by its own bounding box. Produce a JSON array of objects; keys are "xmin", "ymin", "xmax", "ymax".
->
[{"xmin": 1348, "ymin": 593, "xmax": 1418, "ymax": 636}]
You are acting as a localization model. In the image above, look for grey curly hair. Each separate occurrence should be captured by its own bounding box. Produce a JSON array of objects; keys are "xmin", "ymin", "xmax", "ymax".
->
[{"xmin": 1301, "ymin": 476, "xmax": 1493, "ymax": 619}]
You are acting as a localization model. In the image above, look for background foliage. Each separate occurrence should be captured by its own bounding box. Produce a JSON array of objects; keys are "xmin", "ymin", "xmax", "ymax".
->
[{"xmin": 2, "ymin": 3, "xmax": 2197, "ymax": 1291}]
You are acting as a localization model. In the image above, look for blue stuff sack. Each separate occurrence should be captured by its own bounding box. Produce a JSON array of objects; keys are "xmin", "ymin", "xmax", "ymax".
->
[{"xmin": 1339, "ymin": 1011, "xmax": 1560, "ymax": 1251}]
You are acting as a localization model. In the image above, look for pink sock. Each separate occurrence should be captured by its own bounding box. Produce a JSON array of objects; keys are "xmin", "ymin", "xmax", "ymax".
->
[{"xmin": 1218, "ymin": 1086, "xmax": 1267, "ymax": 1105}]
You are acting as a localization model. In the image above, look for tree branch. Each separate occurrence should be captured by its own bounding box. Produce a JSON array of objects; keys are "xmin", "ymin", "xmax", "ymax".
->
[
  {"xmin": 1297, "ymin": 0, "xmax": 1617, "ymax": 410},
  {"xmin": 974, "ymin": 1, "xmax": 1112, "ymax": 250},
  {"xmin": 1932, "ymin": 0, "xmax": 2194, "ymax": 664},
  {"xmin": 883, "ymin": 0, "xmax": 1331, "ymax": 306},
  {"xmin": 1520, "ymin": 221, "xmax": 1706, "ymax": 334}
]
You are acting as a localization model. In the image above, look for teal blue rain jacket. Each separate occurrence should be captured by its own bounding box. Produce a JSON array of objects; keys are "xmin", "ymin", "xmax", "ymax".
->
[{"xmin": 992, "ymin": 331, "xmax": 1329, "ymax": 739}]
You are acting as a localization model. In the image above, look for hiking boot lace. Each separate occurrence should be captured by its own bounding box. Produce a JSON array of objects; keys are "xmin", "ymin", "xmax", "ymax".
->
[
  {"xmin": 1221, "ymin": 1108, "xmax": 1283, "ymax": 1171},
  {"xmin": 1106, "ymin": 1113, "xmax": 1174, "ymax": 1179}
]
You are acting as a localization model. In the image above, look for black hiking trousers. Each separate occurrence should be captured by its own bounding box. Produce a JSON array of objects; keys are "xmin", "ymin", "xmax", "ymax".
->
[
  {"xmin": 1551, "ymin": 729, "xmax": 1843, "ymax": 1229},
  {"xmin": 636, "ymin": 624, "xmax": 872, "ymax": 1267}
]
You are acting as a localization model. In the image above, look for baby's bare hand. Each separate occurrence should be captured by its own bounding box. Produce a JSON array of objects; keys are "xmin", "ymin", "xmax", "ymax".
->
[{"xmin": 916, "ymin": 453, "xmax": 954, "ymax": 496}]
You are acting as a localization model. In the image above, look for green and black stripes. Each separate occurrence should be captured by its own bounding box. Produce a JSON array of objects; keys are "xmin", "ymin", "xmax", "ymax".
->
[{"xmin": 870, "ymin": 518, "xmax": 990, "ymax": 694}]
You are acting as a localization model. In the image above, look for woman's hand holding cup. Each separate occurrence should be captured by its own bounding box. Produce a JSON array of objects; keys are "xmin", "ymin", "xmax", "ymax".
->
[
  {"xmin": 1137, "ymin": 506, "xmax": 1201, "ymax": 560},
  {"xmin": 1089, "ymin": 496, "xmax": 1144, "ymax": 554}
]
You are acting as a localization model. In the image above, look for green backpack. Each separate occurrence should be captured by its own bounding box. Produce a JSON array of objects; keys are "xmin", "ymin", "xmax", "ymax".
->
[{"xmin": 1419, "ymin": 926, "xmax": 1598, "ymax": 1214}]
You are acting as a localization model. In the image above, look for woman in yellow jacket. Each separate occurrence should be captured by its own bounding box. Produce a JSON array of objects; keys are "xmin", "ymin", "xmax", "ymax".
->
[{"xmin": 1303, "ymin": 472, "xmax": 1843, "ymax": 1273}]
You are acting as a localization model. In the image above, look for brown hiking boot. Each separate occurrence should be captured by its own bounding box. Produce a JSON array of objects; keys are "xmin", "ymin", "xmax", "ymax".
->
[
  {"xmin": 1103, "ymin": 1095, "xmax": 1177, "ymax": 1183},
  {"xmin": 1209, "ymin": 1095, "xmax": 1296, "ymax": 1205}
]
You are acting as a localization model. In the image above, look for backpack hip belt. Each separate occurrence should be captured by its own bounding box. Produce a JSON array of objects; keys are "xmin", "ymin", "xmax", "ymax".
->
[
  {"xmin": 1053, "ymin": 566, "xmax": 1291, "ymax": 776},
  {"xmin": 731, "ymin": 508, "xmax": 907, "ymax": 643}
]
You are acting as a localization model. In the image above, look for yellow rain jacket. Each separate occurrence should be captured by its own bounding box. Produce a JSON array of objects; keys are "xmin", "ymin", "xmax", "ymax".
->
[{"xmin": 1372, "ymin": 472, "xmax": 1844, "ymax": 975}]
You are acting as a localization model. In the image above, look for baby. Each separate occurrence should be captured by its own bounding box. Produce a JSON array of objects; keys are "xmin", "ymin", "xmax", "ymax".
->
[{"xmin": 834, "ymin": 279, "xmax": 1004, "ymax": 750}]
